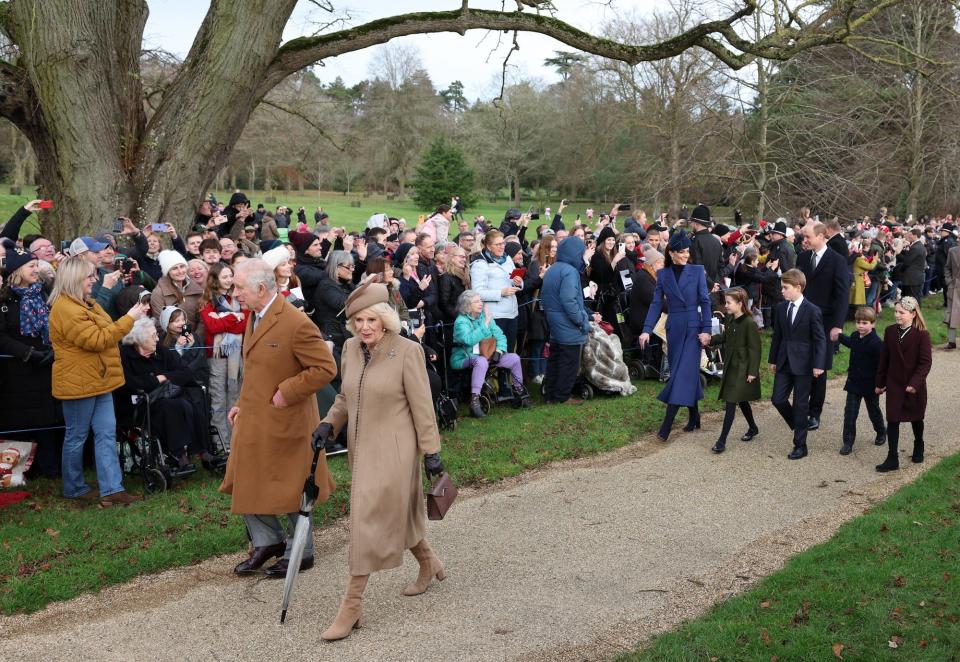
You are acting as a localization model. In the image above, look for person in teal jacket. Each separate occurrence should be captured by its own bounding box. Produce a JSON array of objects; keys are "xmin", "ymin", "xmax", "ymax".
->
[{"xmin": 451, "ymin": 290, "xmax": 530, "ymax": 417}]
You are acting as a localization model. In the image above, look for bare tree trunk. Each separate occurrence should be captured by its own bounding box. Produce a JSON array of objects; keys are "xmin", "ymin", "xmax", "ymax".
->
[
  {"xmin": 668, "ymin": 134, "xmax": 681, "ymax": 213},
  {"xmin": 755, "ymin": 56, "xmax": 770, "ymax": 221},
  {"xmin": 249, "ymin": 158, "xmax": 257, "ymax": 194}
]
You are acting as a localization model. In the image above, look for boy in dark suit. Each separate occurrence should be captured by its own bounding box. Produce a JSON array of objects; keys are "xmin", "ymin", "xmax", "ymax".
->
[
  {"xmin": 837, "ymin": 306, "xmax": 886, "ymax": 455},
  {"xmin": 768, "ymin": 269, "xmax": 827, "ymax": 459}
]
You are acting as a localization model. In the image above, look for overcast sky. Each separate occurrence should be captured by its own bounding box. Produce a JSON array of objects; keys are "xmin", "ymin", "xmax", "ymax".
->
[{"xmin": 144, "ymin": 0, "xmax": 658, "ymax": 100}]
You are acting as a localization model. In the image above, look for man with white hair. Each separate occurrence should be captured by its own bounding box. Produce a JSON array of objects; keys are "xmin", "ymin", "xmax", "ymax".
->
[{"xmin": 219, "ymin": 258, "xmax": 338, "ymax": 578}]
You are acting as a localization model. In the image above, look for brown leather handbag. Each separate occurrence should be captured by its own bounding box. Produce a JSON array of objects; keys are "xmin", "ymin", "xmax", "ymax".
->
[
  {"xmin": 478, "ymin": 336, "xmax": 497, "ymax": 359},
  {"xmin": 427, "ymin": 472, "xmax": 458, "ymax": 520}
]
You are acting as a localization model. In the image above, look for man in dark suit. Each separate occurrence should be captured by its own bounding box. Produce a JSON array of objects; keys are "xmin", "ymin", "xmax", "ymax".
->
[
  {"xmin": 769, "ymin": 269, "xmax": 827, "ymax": 459},
  {"xmin": 824, "ymin": 217, "xmax": 850, "ymax": 261},
  {"xmin": 897, "ymin": 227, "xmax": 927, "ymax": 299},
  {"xmin": 689, "ymin": 204, "xmax": 725, "ymax": 290},
  {"xmin": 797, "ymin": 222, "xmax": 851, "ymax": 429}
]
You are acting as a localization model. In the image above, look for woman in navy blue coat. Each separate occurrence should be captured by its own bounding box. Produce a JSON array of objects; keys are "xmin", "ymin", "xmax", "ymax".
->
[{"xmin": 639, "ymin": 231, "xmax": 713, "ymax": 440}]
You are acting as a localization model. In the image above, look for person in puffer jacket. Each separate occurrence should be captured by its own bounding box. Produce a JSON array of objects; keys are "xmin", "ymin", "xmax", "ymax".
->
[
  {"xmin": 540, "ymin": 236, "xmax": 599, "ymax": 404},
  {"xmin": 470, "ymin": 229, "xmax": 523, "ymax": 351}
]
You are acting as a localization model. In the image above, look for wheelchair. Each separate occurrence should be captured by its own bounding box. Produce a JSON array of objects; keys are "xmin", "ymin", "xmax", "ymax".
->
[
  {"xmin": 115, "ymin": 390, "xmax": 197, "ymax": 494},
  {"xmin": 452, "ymin": 361, "xmax": 526, "ymax": 415}
]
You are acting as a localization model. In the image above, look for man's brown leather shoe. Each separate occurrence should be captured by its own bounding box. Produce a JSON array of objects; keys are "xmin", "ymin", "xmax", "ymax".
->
[
  {"xmin": 264, "ymin": 556, "xmax": 314, "ymax": 578},
  {"xmin": 233, "ymin": 543, "xmax": 286, "ymax": 575},
  {"xmin": 99, "ymin": 491, "xmax": 140, "ymax": 507}
]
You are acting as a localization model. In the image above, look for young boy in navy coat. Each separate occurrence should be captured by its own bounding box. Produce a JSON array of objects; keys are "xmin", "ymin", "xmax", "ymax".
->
[
  {"xmin": 768, "ymin": 269, "xmax": 827, "ymax": 459},
  {"xmin": 837, "ymin": 306, "xmax": 886, "ymax": 455}
]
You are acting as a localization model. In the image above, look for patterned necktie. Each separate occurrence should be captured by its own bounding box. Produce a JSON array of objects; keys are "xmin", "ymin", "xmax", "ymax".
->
[
  {"xmin": 811, "ymin": 252, "xmax": 819, "ymax": 271},
  {"xmin": 788, "ymin": 302, "xmax": 795, "ymax": 325}
]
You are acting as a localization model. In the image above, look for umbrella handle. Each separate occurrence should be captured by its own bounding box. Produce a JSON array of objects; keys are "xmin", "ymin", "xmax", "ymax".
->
[{"xmin": 299, "ymin": 445, "xmax": 322, "ymax": 513}]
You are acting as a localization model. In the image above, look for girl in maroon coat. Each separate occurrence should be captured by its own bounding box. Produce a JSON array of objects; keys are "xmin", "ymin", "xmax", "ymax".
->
[{"xmin": 875, "ymin": 296, "xmax": 932, "ymax": 472}]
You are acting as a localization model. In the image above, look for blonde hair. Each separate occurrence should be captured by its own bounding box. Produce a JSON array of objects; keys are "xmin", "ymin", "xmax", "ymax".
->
[
  {"xmin": 345, "ymin": 301, "xmax": 401, "ymax": 335},
  {"xmin": 47, "ymin": 256, "xmax": 95, "ymax": 306},
  {"xmin": 896, "ymin": 297, "xmax": 927, "ymax": 331}
]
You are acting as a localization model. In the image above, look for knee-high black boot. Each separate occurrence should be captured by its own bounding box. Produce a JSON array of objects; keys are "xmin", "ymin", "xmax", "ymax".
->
[
  {"xmin": 911, "ymin": 420, "xmax": 925, "ymax": 463},
  {"xmin": 682, "ymin": 404, "xmax": 701, "ymax": 432},
  {"xmin": 876, "ymin": 422, "xmax": 900, "ymax": 472},
  {"xmin": 658, "ymin": 405, "xmax": 680, "ymax": 441}
]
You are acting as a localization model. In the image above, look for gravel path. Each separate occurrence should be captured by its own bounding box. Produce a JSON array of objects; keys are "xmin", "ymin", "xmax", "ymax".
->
[{"xmin": 4, "ymin": 350, "xmax": 958, "ymax": 662}]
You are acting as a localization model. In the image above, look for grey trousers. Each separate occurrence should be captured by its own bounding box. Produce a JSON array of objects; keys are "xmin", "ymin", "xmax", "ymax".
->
[
  {"xmin": 209, "ymin": 357, "xmax": 241, "ymax": 451},
  {"xmin": 243, "ymin": 513, "xmax": 314, "ymax": 559}
]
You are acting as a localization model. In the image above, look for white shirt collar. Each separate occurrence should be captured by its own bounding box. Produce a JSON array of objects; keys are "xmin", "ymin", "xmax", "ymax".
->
[
  {"xmin": 790, "ymin": 295, "xmax": 804, "ymax": 311},
  {"xmin": 813, "ymin": 245, "xmax": 828, "ymax": 260},
  {"xmin": 257, "ymin": 293, "xmax": 279, "ymax": 321}
]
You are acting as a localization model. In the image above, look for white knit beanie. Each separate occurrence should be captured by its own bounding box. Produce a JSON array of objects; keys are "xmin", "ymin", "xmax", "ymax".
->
[
  {"xmin": 261, "ymin": 245, "xmax": 290, "ymax": 271},
  {"xmin": 158, "ymin": 249, "xmax": 187, "ymax": 277}
]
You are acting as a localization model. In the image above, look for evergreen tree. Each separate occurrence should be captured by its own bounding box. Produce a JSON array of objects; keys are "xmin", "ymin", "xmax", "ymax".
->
[{"xmin": 410, "ymin": 137, "xmax": 477, "ymax": 211}]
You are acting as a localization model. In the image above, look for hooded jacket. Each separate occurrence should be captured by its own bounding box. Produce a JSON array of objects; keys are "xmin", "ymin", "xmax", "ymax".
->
[{"xmin": 541, "ymin": 237, "xmax": 591, "ymax": 345}]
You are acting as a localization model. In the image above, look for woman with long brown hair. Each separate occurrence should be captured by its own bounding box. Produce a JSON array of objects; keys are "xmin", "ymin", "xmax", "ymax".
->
[
  {"xmin": 524, "ymin": 235, "xmax": 557, "ymax": 383},
  {"xmin": 198, "ymin": 262, "xmax": 247, "ymax": 450},
  {"xmin": 588, "ymin": 226, "xmax": 633, "ymax": 337}
]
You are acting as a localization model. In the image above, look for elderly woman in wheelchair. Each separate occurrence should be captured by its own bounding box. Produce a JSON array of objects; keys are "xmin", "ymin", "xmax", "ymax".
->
[
  {"xmin": 119, "ymin": 318, "xmax": 219, "ymax": 474},
  {"xmin": 451, "ymin": 289, "xmax": 531, "ymax": 418}
]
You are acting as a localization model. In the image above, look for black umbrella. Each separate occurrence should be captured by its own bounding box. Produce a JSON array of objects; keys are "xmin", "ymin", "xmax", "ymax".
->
[{"xmin": 279, "ymin": 446, "xmax": 322, "ymax": 624}]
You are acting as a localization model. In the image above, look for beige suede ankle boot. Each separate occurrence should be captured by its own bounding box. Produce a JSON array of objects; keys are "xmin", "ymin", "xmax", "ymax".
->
[
  {"xmin": 321, "ymin": 574, "xmax": 369, "ymax": 641},
  {"xmin": 402, "ymin": 538, "xmax": 446, "ymax": 596}
]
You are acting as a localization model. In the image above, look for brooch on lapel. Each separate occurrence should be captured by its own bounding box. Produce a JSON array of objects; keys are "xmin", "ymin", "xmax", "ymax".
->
[{"xmin": 388, "ymin": 349, "xmax": 397, "ymax": 359}]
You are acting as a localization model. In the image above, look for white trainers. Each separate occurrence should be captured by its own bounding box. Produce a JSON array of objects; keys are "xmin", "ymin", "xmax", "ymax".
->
[{"xmin": 532, "ymin": 374, "xmax": 544, "ymax": 384}]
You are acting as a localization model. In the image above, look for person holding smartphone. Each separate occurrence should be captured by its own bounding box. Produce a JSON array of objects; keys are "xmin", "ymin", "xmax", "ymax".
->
[
  {"xmin": 122, "ymin": 218, "xmax": 188, "ymax": 282},
  {"xmin": 588, "ymin": 225, "xmax": 634, "ymax": 338}
]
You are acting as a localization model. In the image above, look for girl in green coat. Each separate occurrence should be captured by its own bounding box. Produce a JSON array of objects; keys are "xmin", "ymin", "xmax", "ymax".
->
[{"xmin": 709, "ymin": 287, "xmax": 761, "ymax": 453}]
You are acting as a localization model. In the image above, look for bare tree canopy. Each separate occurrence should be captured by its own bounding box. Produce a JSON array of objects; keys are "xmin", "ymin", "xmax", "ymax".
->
[{"xmin": 0, "ymin": 0, "xmax": 923, "ymax": 236}]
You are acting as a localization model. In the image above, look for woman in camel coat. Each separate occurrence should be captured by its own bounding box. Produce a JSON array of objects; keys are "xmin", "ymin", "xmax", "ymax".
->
[{"xmin": 316, "ymin": 282, "xmax": 445, "ymax": 642}]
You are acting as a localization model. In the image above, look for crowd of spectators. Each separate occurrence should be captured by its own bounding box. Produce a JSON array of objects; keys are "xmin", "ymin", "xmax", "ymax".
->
[{"xmin": 0, "ymin": 193, "xmax": 953, "ymax": 503}]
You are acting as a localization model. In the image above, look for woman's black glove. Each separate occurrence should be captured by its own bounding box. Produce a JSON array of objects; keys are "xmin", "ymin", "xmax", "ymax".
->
[
  {"xmin": 490, "ymin": 350, "xmax": 502, "ymax": 364},
  {"xmin": 424, "ymin": 453, "xmax": 444, "ymax": 478},
  {"xmin": 311, "ymin": 422, "xmax": 333, "ymax": 451},
  {"xmin": 26, "ymin": 348, "xmax": 54, "ymax": 367}
]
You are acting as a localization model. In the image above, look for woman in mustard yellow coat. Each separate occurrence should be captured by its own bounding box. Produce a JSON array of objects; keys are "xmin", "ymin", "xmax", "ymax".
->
[
  {"xmin": 850, "ymin": 252, "xmax": 878, "ymax": 306},
  {"xmin": 49, "ymin": 256, "xmax": 151, "ymax": 506},
  {"xmin": 316, "ymin": 282, "xmax": 444, "ymax": 641}
]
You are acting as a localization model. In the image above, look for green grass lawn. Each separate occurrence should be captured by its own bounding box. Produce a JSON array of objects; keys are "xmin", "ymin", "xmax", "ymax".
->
[
  {"xmin": 0, "ymin": 295, "xmax": 946, "ymax": 615},
  {"xmin": 619, "ymin": 452, "xmax": 960, "ymax": 662}
]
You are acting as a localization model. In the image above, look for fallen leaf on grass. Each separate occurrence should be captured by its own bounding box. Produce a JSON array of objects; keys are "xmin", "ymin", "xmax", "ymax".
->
[
  {"xmin": 919, "ymin": 639, "xmax": 928, "ymax": 648},
  {"xmin": 45, "ymin": 528, "xmax": 59, "ymax": 537},
  {"xmin": 760, "ymin": 600, "xmax": 771, "ymax": 609},
  {"xmin": 760, "ymin": 628, "xmax": 771, "ymax": 644},
  {"xmin": 894, "ymin": 576, "xmax": 905, "ymax": 587},
  {"xmin": 889, "ymin": 635, "xmax": 903, "ymax": 648},
  {"xmin": 832, "ymin": 642, "xmax": 844, "ymax": 658},
  {"xmin": 880, "ymin": 523, "xmax": 889, "ymax": 533}
]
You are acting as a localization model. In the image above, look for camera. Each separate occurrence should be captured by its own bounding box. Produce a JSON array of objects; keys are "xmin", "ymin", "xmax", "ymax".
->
[
  {"xmin": 181, "ymin": 323, "xmax": 192, "ymax": 337},
  {"xmin": 114, "ymin": 255, "xmax": 134, "ymax": 273},
  {"xmin": 61, "ymin": 240, "xmax": 71, "ymax": 252},
  {"xmin": 408, "ymin": 309, "xmax": 422, "ymax": 330},
  {"xmin": 529, "ymin": 213, "xmax": 540, "ymax": 220},
  {"xmin": 112, "ymin": 218, "xmax": 124, "ymax": 233}
]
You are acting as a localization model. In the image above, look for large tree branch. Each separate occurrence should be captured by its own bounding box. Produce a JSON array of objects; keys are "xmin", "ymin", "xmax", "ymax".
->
[{"xmin": 259, "ymin": 3, "xmax": 759, "ymax": 94}]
